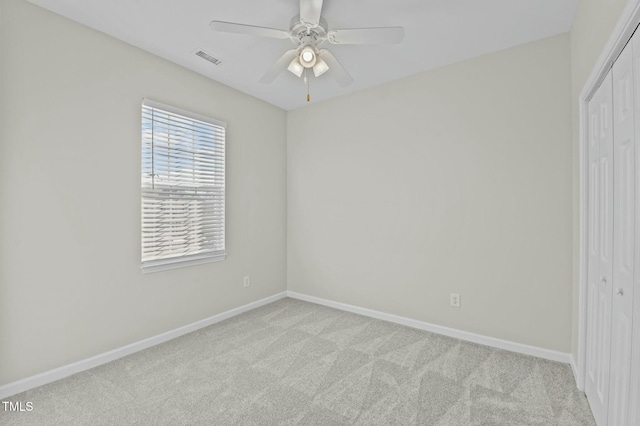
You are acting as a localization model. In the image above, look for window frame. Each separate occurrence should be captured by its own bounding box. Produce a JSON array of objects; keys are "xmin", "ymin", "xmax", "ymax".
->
[{"xmin": 140, "ymin": 98, "xmax": 226, "ymax": 273}]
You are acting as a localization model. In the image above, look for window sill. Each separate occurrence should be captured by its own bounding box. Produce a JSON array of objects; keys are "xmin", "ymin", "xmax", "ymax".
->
[{"xmin": 141, "ymin": 252, "xmax": 226, "ymax": 274}]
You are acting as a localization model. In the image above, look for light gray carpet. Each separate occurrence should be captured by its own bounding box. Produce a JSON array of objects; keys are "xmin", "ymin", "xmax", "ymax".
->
[{"xmin": 1, "ymin": 298, "xmax": 595, "ymax": 425}]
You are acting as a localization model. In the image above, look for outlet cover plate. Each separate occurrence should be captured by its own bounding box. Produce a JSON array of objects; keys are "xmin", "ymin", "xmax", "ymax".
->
[{"xmin": 450, "ymin": 293, "xmax": 461, "ymax": 308}]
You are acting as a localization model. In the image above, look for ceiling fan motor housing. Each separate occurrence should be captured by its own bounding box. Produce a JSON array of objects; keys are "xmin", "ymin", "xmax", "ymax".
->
[{"xmin": 289, "ymin": 15, "xmax": 328, "ymax": 45}]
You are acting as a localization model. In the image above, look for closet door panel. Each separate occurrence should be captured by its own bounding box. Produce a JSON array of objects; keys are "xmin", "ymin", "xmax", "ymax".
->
[
  {"xmin": 586, "ymin": 71, "xmax": 614, "ymax": 426},
  {"xmin": 609, "ymin": 39, "xmax": 635, "ymax": 426},
  {"xmin": 628, "ymin": 30, "xmax": 640, "ymax": 426},
  {"xmin": 587, "ymin": 87, "xmax": 601, "ymax": 399}
]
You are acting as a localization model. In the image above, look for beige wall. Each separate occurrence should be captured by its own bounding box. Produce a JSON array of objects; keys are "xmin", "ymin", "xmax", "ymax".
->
[
  {"xmin": 288, "ymin": 34, "xmax": 573, "ymax": 352},
  {"xmin": 569, "ymin": 0, "xmax": 629, "ymax": 361},
  {"xmin": 2, "ymin": 0, "xmax": 623, "ymax": 387},
  {"xmin": 0, "ymin": 0, "xmax": 287, "ymax": 385}
]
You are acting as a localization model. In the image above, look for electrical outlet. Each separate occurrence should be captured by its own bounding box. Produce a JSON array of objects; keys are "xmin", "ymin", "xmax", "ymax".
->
[
  {"xmin": 450, "ymin": 293, "xmax": 461, "ymax": 308},
  {"xmin": 243, "ymin": 276, "xmax": 250, "ymax": 287}
]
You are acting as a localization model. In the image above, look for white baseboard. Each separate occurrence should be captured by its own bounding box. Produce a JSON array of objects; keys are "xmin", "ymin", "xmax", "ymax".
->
[
  {"xmin": 287, "ymin": 291, "xmax": 572, "ymax": 365},
  {"xmin": 570, "ymin": 355, "xmax": 579, "ymax": 389},
  {"xmin": 0, "ymin": 291, "xmax": 287, "ymax": 400}
]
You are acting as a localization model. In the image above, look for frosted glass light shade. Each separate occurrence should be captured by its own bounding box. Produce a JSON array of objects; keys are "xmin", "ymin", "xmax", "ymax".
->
[
  {"xmin": 287, "ymin": 58, "xmax": 304, "ymax": 77},
  {"xmin": 313, "ymin": 57, "xmax": 329, "ymax": 77},
  {"xmin": 299, "ymin": 46, "xmax": 316, "ymax": 68}
]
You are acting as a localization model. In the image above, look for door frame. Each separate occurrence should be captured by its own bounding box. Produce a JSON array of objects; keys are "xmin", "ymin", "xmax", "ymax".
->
[{"xmin": 577, "ymin": 0, "xmax": 640, "ymax": 391}]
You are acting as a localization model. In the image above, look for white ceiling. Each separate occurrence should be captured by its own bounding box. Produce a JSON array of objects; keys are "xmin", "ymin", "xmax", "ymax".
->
[{"xmin": 27, "ymin": 0, "xmax": 579, "ymax": 110}]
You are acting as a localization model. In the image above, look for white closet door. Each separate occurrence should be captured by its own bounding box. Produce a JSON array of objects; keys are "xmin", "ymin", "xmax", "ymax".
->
[
  {"xmin": 628, "ymin": 31, "xmax": 640, "ymax": 426},
  {"xmin": 586, "ymin": 73, "xmax": 602, "ymax": 413},
  {"xmin": 586, "ymin": 70, "xmax": 614, "ymax": 426},
  {"xmin": 608, "ymin": 38, "xmax": 635, "ymax": 426}
]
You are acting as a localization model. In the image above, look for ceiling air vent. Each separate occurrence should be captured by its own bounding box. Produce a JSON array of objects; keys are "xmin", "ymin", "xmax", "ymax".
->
[{"xmin": 194, "ymin": 49, "xmax": 222, "ymax": 66}]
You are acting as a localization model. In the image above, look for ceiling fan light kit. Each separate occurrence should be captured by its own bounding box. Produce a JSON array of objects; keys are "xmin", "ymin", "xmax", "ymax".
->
[
  {"xmin": 287, "ymin": 58, "xmax": 304, "ymax": 77},
  {"xmin": 299, "ymin": 46, "xmax": 317, "ymax": 67},
  {"xmin": 210, "ymin": 0, "xmax": 404, "ymax": 99},
  {"xmin": 312, "ymin": 57, "xmax": 329, "ymax": 77}
]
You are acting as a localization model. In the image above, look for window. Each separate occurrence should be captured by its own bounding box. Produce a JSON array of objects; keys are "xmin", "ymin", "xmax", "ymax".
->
[{"xmin": 141, "ymin": 99, "xmax": 226, "ymax": 273}]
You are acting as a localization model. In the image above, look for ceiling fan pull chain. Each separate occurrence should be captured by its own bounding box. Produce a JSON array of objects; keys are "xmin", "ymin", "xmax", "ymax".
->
[{"xmin": 306, "ymin": 69, "xmax": 311, "ymax": 102}]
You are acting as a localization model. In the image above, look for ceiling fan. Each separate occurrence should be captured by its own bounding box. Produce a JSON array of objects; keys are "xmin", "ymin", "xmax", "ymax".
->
[{"xmin": 210, "ymin": 0, "xmax": 405, "ymax": 87}]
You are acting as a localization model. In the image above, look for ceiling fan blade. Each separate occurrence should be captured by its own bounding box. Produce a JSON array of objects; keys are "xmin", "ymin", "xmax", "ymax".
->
[
  {"xmin": 300, "ymin": 0, "xmax": 323, "ymax": 26},
  {"xmin": 318, "ymin": 50, "xmax": 353, "ymax": 87},
  {"xmin": 260, "ymin": 49, "xmax": 299, "ymax": 84},
  {"xmin": 327, "ymin": 27, "xmax": 405, "ymax": 44},
  {"xmin": 210, "ymin": 21, "xmax": 289, "ymax": 39}
]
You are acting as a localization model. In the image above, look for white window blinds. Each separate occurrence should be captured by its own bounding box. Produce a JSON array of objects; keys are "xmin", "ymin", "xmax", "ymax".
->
[{"xmin": 141, "ymin": 99, "xmax": 226, "ymax": 272}]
